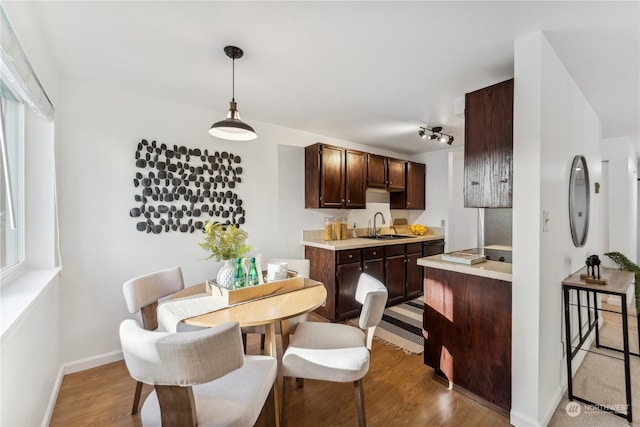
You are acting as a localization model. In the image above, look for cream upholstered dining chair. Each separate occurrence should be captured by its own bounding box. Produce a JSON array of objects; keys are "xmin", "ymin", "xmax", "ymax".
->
[
  {"xmin": 280, "ymin": 273, "xmax": 388, "ymax": 427},
  {"xmin": 122, "ymin": 266, "xmax": 202, "ymax": 415},
  {"xmin": 119, "ymin": 319, "xmax": 277, "ymax": 427},
  {"xmin": 241, "ymin": 258, "xmax": 311, "ymax": 352}
]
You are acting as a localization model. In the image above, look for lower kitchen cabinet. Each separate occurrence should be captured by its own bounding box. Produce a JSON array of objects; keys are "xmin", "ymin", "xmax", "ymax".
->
[
  {"xmin": 405, "ymin": 242, "xmax": 423, "ymax": 297},
  {"xmin": 306, "ymin": 241, "xmax": 442, "ymax": 321},
  {"xmin": 363, "ymin": 247, "xmax": 385, "ymax": 282},
  {"xmin": 385, "ymin": 245, "xmax": 406, "ymax": 305},
  {"xmin": 423, "ymin": 266, "xmax": 512, "ymax": 412}
]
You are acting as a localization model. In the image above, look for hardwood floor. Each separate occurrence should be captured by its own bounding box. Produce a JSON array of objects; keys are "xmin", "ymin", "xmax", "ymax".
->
[{"xmin": 50, "ymin": 314, "xmax": 510, "ymax": 427}]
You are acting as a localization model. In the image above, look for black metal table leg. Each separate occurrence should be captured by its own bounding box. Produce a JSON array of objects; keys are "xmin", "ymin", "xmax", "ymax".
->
[{"xmin": 563, "ymin": 286, "xmax": 574, "ymax": 399}]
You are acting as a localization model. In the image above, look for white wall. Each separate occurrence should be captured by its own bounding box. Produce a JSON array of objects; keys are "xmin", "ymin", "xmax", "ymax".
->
[
  {"xmin": 601, "ymin": 137, "xmax": 638, "ymax": 264},
  {"xmin": 1, "ymin": 4, "xmax": 62, "ymax": 426},
  {"xmin": 511, "ymin": 32, "xmax": 605, "ymax": 427},
  {"xmin": 54, "ymin": 78, "xmax": 417, "ymax": 366}
]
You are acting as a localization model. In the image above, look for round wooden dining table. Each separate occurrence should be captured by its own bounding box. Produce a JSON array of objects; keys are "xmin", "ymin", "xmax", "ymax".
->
[{"xmin": 170, "ymin": 281, "xmax": 327, "ymax": 357}]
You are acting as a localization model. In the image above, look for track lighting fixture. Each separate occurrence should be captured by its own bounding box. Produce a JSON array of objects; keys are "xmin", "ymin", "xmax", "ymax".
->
[{"xmin": 418, "ymin": 126, "xmax": 454, "ymax": 145}]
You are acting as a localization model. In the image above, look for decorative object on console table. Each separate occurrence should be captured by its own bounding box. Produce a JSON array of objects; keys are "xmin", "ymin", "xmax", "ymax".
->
[{"xmin": 580, "ymin": 254, "xmax": 606, "ymax": 285}]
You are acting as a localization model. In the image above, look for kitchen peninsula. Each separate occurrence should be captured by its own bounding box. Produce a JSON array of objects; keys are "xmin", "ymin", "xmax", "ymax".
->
[
  {"xmin": 418, "ymin": 254, "xmax": 513, "ymax": 414},
  {"xmin": 303, "ymin": 231, "xmax": 445, "ymax": 321}
]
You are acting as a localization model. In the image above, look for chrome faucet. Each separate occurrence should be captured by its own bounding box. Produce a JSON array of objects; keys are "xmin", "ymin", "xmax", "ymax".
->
[{"xmin": 373, "ymin": 212, "xmax": 386, "ymax": 237}]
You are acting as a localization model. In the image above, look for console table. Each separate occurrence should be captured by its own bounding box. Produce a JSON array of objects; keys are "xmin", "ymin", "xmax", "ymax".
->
[{"xmin": 562, "ymin": 266, "xmax": 636, "ymax": 422}]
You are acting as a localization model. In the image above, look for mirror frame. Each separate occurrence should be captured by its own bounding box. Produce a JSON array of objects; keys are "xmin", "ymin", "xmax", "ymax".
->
[{"xmin": 568, "ymin": 155, "xmax": 590, "ymax": 247}]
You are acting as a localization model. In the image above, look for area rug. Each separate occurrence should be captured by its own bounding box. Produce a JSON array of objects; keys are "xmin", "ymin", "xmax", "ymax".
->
[{"xmin": 350, "ymin": 297, "xmax": 424, "ymax": 354}]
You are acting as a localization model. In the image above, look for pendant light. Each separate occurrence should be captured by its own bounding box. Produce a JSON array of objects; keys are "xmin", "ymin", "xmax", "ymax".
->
[{"xmin": 209, "ymin": 46, "xmax": 257, "ymax": 141}]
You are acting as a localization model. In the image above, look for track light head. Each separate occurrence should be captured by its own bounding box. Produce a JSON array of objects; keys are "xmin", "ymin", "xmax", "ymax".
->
[{"xmin": 418, "ymin": 126, "xmax": 454, "ymax": 145}]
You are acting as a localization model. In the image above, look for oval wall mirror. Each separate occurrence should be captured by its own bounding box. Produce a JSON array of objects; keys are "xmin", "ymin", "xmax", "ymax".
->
[{"xmin": 568, "ymin": 155, "xmax": 590, "ymax": 247}]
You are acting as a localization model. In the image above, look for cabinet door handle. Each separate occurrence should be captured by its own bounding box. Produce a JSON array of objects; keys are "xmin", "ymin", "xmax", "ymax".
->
[
  {"xmin": 471, "ymin": 181, "xmax": 479, "ymax": 185},
  {"xmin": 348, "ymin": 254, "xmax": 353, "ymax": 259},
  {"xmin": 347, "ymin": 199, "xmax": 351, "ymax": 203},
  {"xmin": 364, "ymin": 265, "xmax": 368, "ymax": 269},
  {"xmin": 372, "ymin": 251, "xmax": 377, "ymax": 256}
]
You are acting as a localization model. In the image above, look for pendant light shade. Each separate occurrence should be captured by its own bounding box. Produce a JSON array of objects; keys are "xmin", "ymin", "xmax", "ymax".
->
[{"xmin": 209, "ymin": 46, "xmax": 257, "ymax": 141}]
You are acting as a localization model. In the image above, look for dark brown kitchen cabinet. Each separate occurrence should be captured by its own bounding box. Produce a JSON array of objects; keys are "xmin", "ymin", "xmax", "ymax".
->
[
  {"xmin": 464, "ymin": 79, "xmax": 513, "ymax": 208},
  {"xmin": 386, "ymin": 158, "xmax": 405, "ymax": 191},
  {"xmin": 305, "ymin": 143, "xmax": 366, "ymax": 209},
  {"xmin": 362, "ymin": 247, "xmax": 385, "ymax": 282},
  {"xmin": 367, "ymin": 154, "xmax": 387, "ymax": 189},
  {"xmin": 390, "ymin": 161, "xmax": 425, "ymax": 210},
  {"xmin": 306, "ymin": 241, "xmax": 433, "ymax": 321},
  {"xmin": 423, "ymin": 267, "xmax": 511, "ymax": 411},
  {"xmin": 305, "ymin": 246, "xmax": 363, "ymax": 321},
  {"xmin": 385, "ymin": 245, "xmax": 406, "ymax": 305},
  {"xmin": 367, "ymin": 154, "xmax": 405, "ymax": 192},
  {"xmin": 344, "ymin": 149, "xmax": 367, "ymax": 208},
  {"xmin": 405, "ymin": 243, "xmax": 423, "ymax": 297}
]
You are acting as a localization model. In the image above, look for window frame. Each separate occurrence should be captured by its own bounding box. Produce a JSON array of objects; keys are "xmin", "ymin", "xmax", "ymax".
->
[{"xmin": 1, "ymin": 81, "xmax": 26, "ymax": 282}]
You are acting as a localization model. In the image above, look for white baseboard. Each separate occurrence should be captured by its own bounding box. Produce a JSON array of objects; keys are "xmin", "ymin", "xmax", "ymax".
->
[
  {"xmin": 41, "ymin": 366, "xmax": 65, "ymax": 427},
  {"xmin": 540, "ymin": 385, "xmax": 564, "ymax": 427},
  {"xmin": 63, "ymin": 350, "xmax": 124, "ymax": 375},
  {"xmin": 43, "ymin": 351, "xmax": 124, "ymax": 426},
  {"xmin": 510, "ymin": 409, "xmax": 543, "ymax": 427}
]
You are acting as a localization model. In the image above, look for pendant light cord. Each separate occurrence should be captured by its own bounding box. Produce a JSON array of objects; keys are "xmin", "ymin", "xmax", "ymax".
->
[{"xmin": 231, "ymin": 56, "xmax": 235, "ymax": 102}]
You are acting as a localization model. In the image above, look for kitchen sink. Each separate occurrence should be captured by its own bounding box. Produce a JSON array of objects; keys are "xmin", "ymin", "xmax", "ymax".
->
[{"xmin": 360, "ymin": 234, "xmax": 416, "ymax": 240}]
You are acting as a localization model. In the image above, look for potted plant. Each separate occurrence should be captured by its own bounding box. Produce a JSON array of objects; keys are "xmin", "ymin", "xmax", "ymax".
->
[{"xmin": 199, "ymin": 220, "xmax": 252, "ymax": 288}]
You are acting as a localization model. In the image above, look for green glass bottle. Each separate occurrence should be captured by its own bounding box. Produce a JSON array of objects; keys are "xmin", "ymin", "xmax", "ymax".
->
[
  {"xmin": 247, "ymin": 257, "xmax": 259, "ymax": 286},
  {"xmin": 233, "ymin": 257, "xmax": 245, "ymax": 289}
]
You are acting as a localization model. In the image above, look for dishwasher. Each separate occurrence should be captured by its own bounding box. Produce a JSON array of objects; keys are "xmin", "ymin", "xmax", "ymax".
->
[{"xmin": 422, "ymin": 239, "xmax": 445, "ymax": 257}]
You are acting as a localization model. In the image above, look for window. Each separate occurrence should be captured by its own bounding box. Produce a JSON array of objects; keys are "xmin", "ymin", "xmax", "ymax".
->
[{"xmin": 1, "ymin": 82, "xmax": 25, "ymax": 275}]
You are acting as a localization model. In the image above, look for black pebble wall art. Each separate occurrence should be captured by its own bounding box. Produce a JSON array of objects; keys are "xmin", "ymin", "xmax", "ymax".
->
[{"xmin": 130, "ymin": 139, "xmax": 245, "ymax": 234}]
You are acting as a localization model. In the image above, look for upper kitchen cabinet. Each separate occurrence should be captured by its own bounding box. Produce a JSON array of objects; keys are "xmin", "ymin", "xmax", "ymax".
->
[
  {"xmin": 367, "ymin": 154, "xmax": 405, "ymax": 192},
  {"xmin": 390, "ymin": 161, "xmax": 425, "ymax": 210},
  {"xmin": 305, "ymin": 143, "xmax": 366, "ymax": 209},
  {"xmin": 344, "ymin": 149, "xmax": 367, "ymax": 209},
  {"xmin": 464, "ymin": 79, "xmax": 514, "ymax": 208}
]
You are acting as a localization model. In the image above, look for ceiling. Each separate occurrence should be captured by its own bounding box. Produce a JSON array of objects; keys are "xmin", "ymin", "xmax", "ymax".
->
[{"xmin": 20, "ymin": 1, "xmax": 640, "ymax": 155}]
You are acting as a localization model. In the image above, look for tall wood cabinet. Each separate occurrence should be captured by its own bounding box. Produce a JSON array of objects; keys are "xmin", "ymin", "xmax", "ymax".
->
[
  {"xmin": 305, "ymin": 143, "xmax": 366, "ymax": 209},
  {"xmin": 464, "ymin": 79, "xmax": 513, "ymax": 208},
  {"xmin": 390, "ymin": 161, "xmax": 426, "ymax": 210}
]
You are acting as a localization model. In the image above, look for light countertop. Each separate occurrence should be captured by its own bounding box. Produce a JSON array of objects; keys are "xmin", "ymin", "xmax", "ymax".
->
[
  {"xmin": 302, "ymin": 233, "xmax": 445, "ymax": 251},
  {"xmin": 418, "ymin": 254, "xmax": 512, "ymax": 282}
]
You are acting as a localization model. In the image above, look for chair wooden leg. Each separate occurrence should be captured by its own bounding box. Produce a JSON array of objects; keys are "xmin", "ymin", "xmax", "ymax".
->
[
  {"xmin": 353, "ymin": 379, "xmax": 366, "ymax": 427},
  {"xmin": 264, "ymin": 381, "xmax": 277, "ymax": 427},
  {"xmin": 131, "ymin": 380, "xmax": 143, "ymax": 415},
  {"xmin": 281, "ymin": 376, "xmax": 292, "ymax": 427},
  {"xmin": 155, "ymin": 385, "xmax": 197, "ymax": 427},
  {"xmin": 296, "ymin": 378, "xmax": 304, "ymax": 388},
  {"xmin": 260, "ymin": 333, "xmax": 266, "ymax": 350},
  {"xmin": 242, "ymin": 333, "xmax": 248, "ymax": 353}
]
